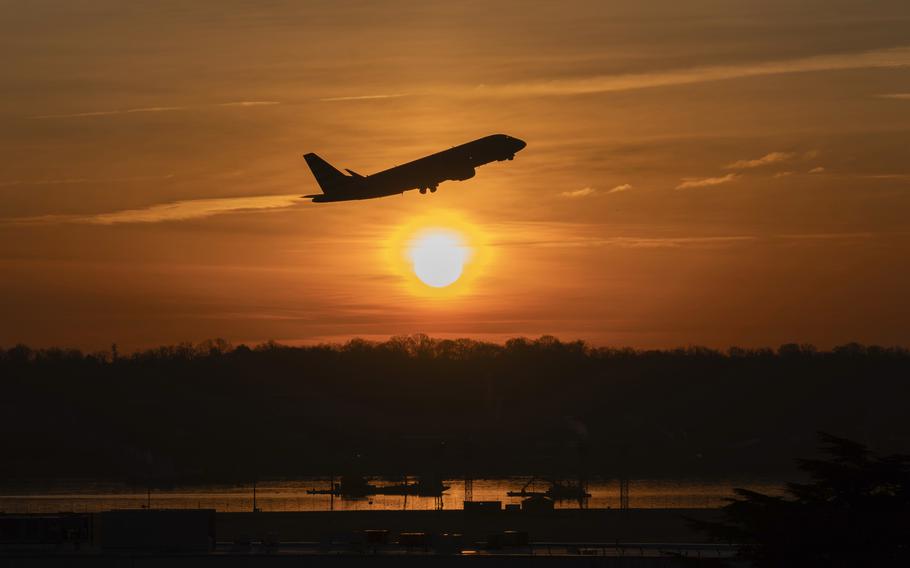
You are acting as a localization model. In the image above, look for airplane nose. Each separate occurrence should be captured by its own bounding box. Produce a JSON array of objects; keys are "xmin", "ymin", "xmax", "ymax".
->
[{"xmin": 514, "ymin": 138, "xmax": 527, "ymax": 151}]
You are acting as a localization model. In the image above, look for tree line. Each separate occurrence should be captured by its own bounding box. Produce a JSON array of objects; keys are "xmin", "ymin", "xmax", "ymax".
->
[{"xmin": 2, "ymin": 336, "xmax": 908, "ymax": 484}]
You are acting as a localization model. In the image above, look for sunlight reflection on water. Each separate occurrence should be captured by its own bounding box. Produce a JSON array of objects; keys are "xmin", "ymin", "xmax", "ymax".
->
[{"xmin": 0, "ymin": 478, "xmax": 786, "ymax": 514}]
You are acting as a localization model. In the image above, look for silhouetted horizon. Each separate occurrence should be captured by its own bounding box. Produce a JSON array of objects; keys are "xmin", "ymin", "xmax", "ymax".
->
[
  {"xmin": 8, "ymin": 334, "xmax": 910, "ymax": 358},
  {"xmin": 4, "ymin": 335, "xmax": 908, "ymax": 485}
]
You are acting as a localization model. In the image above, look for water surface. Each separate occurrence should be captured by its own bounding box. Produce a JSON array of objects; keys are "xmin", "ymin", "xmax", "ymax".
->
[{"xmin": 0, "ymin": 477, "xmax": 785, "ymax": 513}]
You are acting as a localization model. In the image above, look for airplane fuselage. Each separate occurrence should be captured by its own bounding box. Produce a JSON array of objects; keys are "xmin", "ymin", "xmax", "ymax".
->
[{"xmin": 304, "ymin": 134, "xmax": 526, "ymax": 202}]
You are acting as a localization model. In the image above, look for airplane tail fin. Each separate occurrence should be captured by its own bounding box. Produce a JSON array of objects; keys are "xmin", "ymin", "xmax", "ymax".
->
[{"xmin": 304, "ymin": 153, "xmax": 348, "ymax": 194}]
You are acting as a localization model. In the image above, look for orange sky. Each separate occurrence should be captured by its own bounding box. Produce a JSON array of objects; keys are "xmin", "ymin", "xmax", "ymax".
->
[{"xmin": 2, "ymin": 0, "xmax": 909, "ymax": 350}]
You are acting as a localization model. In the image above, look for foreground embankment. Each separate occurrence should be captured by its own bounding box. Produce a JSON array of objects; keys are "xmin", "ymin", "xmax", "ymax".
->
[
  {"xmin": 217, "ymin": 508, "xmax": 722, "ymax": 543},
  {"xmin": 2, "ymin": 509, "xmax": 734, "ymax": 567}
]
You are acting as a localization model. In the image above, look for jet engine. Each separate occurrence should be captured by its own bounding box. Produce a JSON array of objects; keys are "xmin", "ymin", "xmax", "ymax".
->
[{"xmin": 451, "ymin": 166, "xmax": 476, "ymax": 181}]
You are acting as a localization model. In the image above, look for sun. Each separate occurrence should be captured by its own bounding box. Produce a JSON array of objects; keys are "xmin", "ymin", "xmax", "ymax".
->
[
  {"xmin": 384, "ymin": 210, "xmax": 490, "ymax": 298},
  {"xmin": 409, "ymin": 230, "xmax": 469, "ymax": 288}
]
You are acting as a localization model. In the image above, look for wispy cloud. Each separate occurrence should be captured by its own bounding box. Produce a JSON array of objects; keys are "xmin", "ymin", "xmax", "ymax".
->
[
  {"xmin": 675, "ymin": 173, "xmax": 738, "ymax": 190},
  {"xmin": 468, "ymin": 47, "xmax": 910, "ymax": 97},
  {"xmin": 560, "ymin": 183, "xmax": 631, "ymax": 198},
  {"xmin": 491, "ymin": 221, "xmax": 890, "ymax": 250},
  {"xmin": 31, "ymin": 101, "xmax": 280, "ymax": 119},
  {"xmin": 560, "ymin": 187, "xmax": 596, "ymax": 198},
  {"xmin": 0, "ymin": 174, "xmax": 174, "ymax": 187},
  {"xmin": 808, "ymin": 166, "xmax": 826, "ymax": 174},
  {"xmin": 488, "ymin": 220, "xmax": 757, "ymax": 250},
  {"xmin": 6, "ymin": 194, "xmax": 303, "ymax": 225},
  {"xmin": 88, "ymin": 194, "xmax": 303, "ymax": 224},
  {"xmin": 726, "ymin": 152, "xmax": 795, "ymax": 170},
  {"xmin": 855, "ymin": 173, "xmax": 910, "ymax": 179},
  {"xmin": 511, "ymin": 235, "xmax": 757, "ymax": 249},
  {"xmin": 607, "ymin": 183, "xmax": 632, "ymax": 194},
  {"xmin": 218, "ymin": 101, "xmax": 280, "ymax": 107},
  {"xmin": 32, "ymin": 106, "xmax": 187, "ymax": 119},
  {"xmin": 489, "ymin": 221, "xmax": 760, "ymax": 248},
  {"xmin": 319, "ymin": 94, "xmax": 410, "ymax": 102},
  {"xmin": 876, "ymin": 93, "xmax": 910, "ymax": 99},
  {"xmin": 599, "ymin": 236, "xmax": 755, "ymax": 248},
  {"xmin": 776, "ymin": 232, "xmax": 878, "ymax": 241},
  {"xmin": 773, "ymin": 171, "xmax": 794, "ymax": 178}
]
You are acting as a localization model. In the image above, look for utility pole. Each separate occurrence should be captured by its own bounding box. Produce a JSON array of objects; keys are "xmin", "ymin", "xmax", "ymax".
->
[
  {"xmin": 463, "ymin": 442, "xmax": 474, "ymax": 504},
  {"xmin": 619, "ymin": 477, "xmax": 630, "ymax": 511},
  {"xmin": 618, "ymin": 443, "xmax": 631, "ymax": 511}
]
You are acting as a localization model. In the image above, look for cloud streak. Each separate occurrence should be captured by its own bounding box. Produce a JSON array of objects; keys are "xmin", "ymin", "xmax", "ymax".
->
[
  {"xmin": 560, "ymin": 187, "xmax": 596, "ymax": 198},
  {"xmin": 6, "ymin": 194, "xmax": 303, "ymax": 225},
  {"xmin": 0, "ymin": 174, "xmax": 175, "ymax": 187},
  {"xmin": 468, "ymin": 47, "xmax": 910, "ymax": 98},
  {"xmin": 490, "ymin": 221, "xmax": 889, "ymax": 250},
  {"xmin": 726, "ymin": 152, "xmax": 795, "ymax": 170},
  {"xmin": 596, "ymin": 236, "xmax": 756, "ymax": 249},
  {"xmin": 607, "ymin": 183, "xmax": 632, "ymax": 194},
  {"xmin": 218, "ymin": 101, "xmax": 280, "ymax": 107},
  {"xmin": 855, "ymin": 174, "xmax": 910, "ymax": 179},
  {"xmin": 676, "ymin": 173, "xmax": 738, "ymax": 190},
  {"xmin": 31, "ymin": 101, "xmax": 280, "ymax": 119},
  {"xmin": 32, "ymin": 106, "xmax": 187, "ymax": 119},
  {"xmin": 560, "ymin": 184, "xmax": 631, "ymax": 198},
  {"xmin": 487, "ymin": 220, "xmax": 759, "ymax": 250},
  {"xmin": 319, "ymin": 94, "xmax": 410, "ymax": 102}
]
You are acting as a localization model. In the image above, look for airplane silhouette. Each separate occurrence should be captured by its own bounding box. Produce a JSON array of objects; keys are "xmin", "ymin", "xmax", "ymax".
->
[{"xmin": 302, "ymin": 134, "xmax": 526, "ymax": 202}]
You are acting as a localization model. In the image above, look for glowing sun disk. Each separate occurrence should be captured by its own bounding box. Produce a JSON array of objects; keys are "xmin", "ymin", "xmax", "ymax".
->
[{"xmin": 409, "ymin": 231, "xmax": 470, "ymax": 288}]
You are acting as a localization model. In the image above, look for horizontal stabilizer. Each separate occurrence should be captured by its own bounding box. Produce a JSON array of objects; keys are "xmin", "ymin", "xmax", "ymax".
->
[{"xmin": 345, "ymin": 168, "xmax": 364, "ymax": 179}]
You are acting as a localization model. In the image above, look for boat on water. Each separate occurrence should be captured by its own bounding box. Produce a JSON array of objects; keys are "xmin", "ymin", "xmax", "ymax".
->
[
  {"xmin": 306, "ymin": 475, "xmax": 378, "ymax": 497},
  {"xmin": 507, "ymin": 477, "xmax": 591, "ymax": 501},
  {"xmin": 545, "ymin": 482, "xmax": 591, "ymax": 500},
  {"xmin": 378, "ymin": 476, "xmax": 450, "ymax": 497},
  {"xmin": 306, "ymin": 475, "xmax": 450, "ymax": 497}
]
